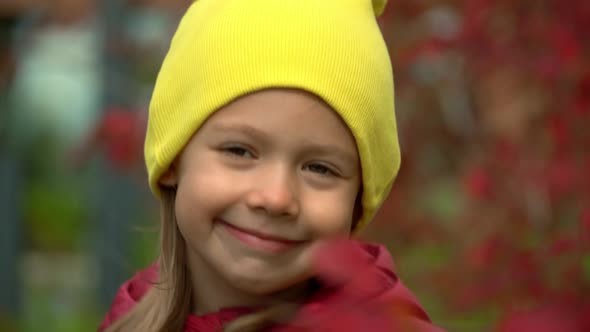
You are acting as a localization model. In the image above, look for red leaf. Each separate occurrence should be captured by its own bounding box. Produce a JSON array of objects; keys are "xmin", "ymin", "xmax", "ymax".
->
[
  {"xmin": 580, "ymin": 207, "xmax": 590, "ymax": 242},
  {"xmin": 497, "ymin": 305, "xmax": 580, "ymax": 332},
  {"xmin": 549, "ymin": 235, "xmax": 577, "ymax": 256},
  {"xmin": 463, "ymin": 167, "xmax": 493, "ymax": 200},
  {"xmin": 98, "ymin": 107, "xmax": 145, "ymax": 169}
]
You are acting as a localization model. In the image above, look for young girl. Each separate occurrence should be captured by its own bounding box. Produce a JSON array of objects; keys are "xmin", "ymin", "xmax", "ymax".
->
[{"xmin": 100, "ymin": 0, "xmax": 444, "ymax": 331}]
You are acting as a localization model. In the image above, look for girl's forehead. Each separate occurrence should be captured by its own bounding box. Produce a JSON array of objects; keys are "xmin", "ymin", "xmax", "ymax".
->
[
  {"xmin": 193, "ymin": 89, "xmax": 360, "ymax": 160},
  {"xmin": 204, "ymin": 89, "xmax": 354, "ymax": 140}
]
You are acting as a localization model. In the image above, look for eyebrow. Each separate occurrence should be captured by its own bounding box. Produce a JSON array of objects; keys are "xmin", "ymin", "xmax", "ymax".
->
[
  {"xmin": 299, "ymin": 142, "xmax": 358, "ymax": 167},
  {"xmin": 210, "ymin": 123, "xmax": 271, "ymax": 144},
  {"xmin": 210, "ymin": 123, "xmax": 358, "ymax": 166}
]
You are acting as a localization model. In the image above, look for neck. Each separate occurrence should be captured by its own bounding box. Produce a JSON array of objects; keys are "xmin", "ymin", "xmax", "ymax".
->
[{"xmin": 186, "ymin": 250, "xmax": 310, "ymax": 316}]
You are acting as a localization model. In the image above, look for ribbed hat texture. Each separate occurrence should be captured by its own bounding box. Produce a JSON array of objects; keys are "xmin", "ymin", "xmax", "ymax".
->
[{"xmin": 145, "ymin": 0, "xmax": 400, "ymax": 232}]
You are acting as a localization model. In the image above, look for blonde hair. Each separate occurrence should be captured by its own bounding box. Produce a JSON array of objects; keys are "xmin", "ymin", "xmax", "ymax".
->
[
  {"xmin": 104, "ymin": 188, "xmax": 298, "ymax": 332},
  {"xmin": 104, "ymin": 189, "xmax": 191, "ymax": 332}
]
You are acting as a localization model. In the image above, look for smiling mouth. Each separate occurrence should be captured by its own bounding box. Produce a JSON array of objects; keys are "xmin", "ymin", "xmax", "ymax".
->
[{"xmin": 217, "ymin": 219, "xmax": 306, "ymax": 254}]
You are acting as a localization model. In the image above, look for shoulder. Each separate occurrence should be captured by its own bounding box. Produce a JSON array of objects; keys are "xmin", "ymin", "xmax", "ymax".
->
[
  {"xmin": 360, "ymin": 241, "xmax": 446, "ymax": 330},
  {"xmin": 98, "ymin": 263, "xmax": 159, "ymax": 331},
  {"xmin": 291, "ymin": 239, "xmax": 445, "ymax": 332},
  {"xmin": 362, "ymin": 241, "xmax": 446, "ymax": 331}
]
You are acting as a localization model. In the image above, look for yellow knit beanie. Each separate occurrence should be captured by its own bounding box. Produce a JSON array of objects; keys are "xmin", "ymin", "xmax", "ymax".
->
[{"xmin": 145, "ymin": 0, "xmax": 400, "ymax": 232}]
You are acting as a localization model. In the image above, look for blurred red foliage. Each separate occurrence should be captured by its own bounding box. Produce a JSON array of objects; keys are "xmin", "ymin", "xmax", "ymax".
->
[
  {"xmin": 369, "ymin": 0, "xmax": 590, "ymax": 330},
  {"xmin": 66, "ymin": 106, "xmax": 145, "ymax": 171},
  {"xmin": 97, "ymin": 108, "xmax": 145, "ymax": 169}
]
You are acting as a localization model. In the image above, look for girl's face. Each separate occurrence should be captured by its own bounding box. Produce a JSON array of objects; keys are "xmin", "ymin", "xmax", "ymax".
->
[{"xmin": 162, "ymin": 89, "xmax": 361, "ymax": 303}]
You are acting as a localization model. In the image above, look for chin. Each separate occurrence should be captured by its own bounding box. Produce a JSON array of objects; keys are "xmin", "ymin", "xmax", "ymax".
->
[
  {"xmin": 228, "ymin": 273, "xmax": 291, "ymax": 295},
  {"xmin": 227, "ymin": 267, "xmax": 310, "ymax": 296}
]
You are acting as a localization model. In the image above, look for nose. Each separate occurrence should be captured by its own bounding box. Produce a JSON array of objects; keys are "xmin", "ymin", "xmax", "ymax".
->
[{"xmin": 245, "ymin": 164, "xmax": 299, "ymax": 218}]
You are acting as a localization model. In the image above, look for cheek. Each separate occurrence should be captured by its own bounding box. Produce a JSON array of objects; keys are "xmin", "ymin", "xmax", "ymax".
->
[
  {"xmin": 303, "ymin": 192, "xmax": 356, "ymax": 236},
  {"xmin": 174, "ymin": 187, "xmax": 209, "ymax": 244},
  {"xmin": 174, "ymin": 172, "xmax": 228, "ymax": 234},
  {"xmin": 176, "ymin": 160, "xmax": 236, "ymax": 212}
]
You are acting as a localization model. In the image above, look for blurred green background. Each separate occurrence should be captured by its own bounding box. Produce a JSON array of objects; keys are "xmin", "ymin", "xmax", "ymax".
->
[{"xmin": 1, "ymin": 0, "xmax": 589, "ymax": 331}]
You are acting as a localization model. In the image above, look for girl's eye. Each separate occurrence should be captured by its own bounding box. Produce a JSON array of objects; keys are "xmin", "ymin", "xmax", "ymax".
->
[
  {"xmin": 304, "ymin": 163, "xmax": 337, "ymax": 176},
  {"xmin": 222, "ymin": 146, "xmax": 254, "ymax": 158}
]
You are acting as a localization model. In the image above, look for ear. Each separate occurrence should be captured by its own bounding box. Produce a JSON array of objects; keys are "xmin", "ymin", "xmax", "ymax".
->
[
  {"xmin": 351, "ymin": 192, "xmax": 363, "ymax": 231},
  {"xmin": 158, "ymin": 163, "xmax": 178, "ymax": 188}
]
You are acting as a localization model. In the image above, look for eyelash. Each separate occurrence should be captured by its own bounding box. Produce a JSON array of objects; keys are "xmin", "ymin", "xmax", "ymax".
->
[
  {"xmin": 221, "ymin": 145, "xmax": 255, "ymax": 158},
  {"xmin": 304, "ymin": 163, "xmax": 339, "ymax": 177},
  {"xmin": 219, "ymin": 145, "xmax": 339, "ymax": 177}
]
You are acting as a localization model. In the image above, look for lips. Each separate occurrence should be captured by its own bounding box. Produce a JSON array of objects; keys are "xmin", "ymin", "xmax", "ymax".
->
[{"xmin": 217, "ymin": 219, "xmax": 306, "ymax": 253}]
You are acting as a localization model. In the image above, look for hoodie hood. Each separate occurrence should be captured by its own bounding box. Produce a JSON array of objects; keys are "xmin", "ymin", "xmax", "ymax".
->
[{"xmin": 99, "ymin": 240, "xmax": 443, "ymax": 332}]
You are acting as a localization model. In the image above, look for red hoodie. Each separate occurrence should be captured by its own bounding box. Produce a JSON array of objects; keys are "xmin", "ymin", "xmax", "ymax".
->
[{"xmin": 99, "ymin": 240, "xmax": 445, "ymax": 331}]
